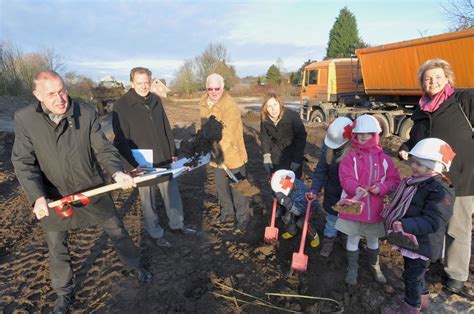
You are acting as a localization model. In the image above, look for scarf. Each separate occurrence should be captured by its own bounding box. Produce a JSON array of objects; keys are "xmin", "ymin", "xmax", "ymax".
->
[
  {"xmin": 382, "ymin": 175, "xmax": 432, "ymax": 233},
  {"xmin": 419, "ymin": 83, "xmax": 454, "ymax": 113}
]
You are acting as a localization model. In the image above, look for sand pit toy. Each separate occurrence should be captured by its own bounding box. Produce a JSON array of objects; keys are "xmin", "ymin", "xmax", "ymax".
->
[
  {"xmin": 264, "ymin": 198, "xmax": 279, "ymax": 243},
  {"xmin": 333, "ymin": 191, "xmax": 364, "ymax": 215},
  {"xmin": 291, "ymin": 193, "xmax": 317, "ymax": 273}
]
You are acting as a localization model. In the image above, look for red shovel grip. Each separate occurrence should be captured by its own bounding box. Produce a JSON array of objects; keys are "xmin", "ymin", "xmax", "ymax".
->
[{"xmin": 54, "ymin": 193, "xmax": 90, "ymax": 218}]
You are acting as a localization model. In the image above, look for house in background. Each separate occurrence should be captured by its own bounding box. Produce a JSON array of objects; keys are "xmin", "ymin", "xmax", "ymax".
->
[{"xmin": 151, "ymin": 78, "xmax": 171, "ymax": 98}]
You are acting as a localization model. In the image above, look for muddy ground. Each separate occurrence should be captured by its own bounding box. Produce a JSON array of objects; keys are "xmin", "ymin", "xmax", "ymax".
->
[{"xmin": 0, "ymin": 95, "xmax": 472, "ymax": 313}]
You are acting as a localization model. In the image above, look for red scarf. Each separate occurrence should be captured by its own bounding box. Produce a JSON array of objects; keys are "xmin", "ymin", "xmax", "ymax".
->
[{"xmin": 419, "ymin": 83, "xmax": 454, "ymax": 113}]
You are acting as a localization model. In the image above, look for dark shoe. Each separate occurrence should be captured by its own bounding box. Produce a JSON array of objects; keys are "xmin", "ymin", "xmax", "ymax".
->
[
  {"xmin": 127, "ymin": 267, "xmax": 153, "ymax": 283},
  {"xmin": 446, "ymin": 278, "xmax": 465, "ymax": 294},
  {"xmin": 396, "ymin": 294, "xmax": 430, "ymax": 311},
  {"xmin": 155, "ymin": 237, "xmax": 172, "ymax": 248},
  {"xmin": 234, "ymin": 221, "xmax": 248, "ymax": 234},
  {"xmin": 320, "ymin": 237, "xmax": 335, "ymax": 257},
  {"xmin": 382, "ymin": 301, "xmax": 420, "ymax": 314},
  {"xmin": 218, "ymin": 215, "xmax": 233, "ymax": 224},
  {"xmin": 54, "ymin": 293, "xmax": 73, "ymax": 314},
  {"xmin": 170, "ymin": 226, "xmax": 197, "ymax": 235}
]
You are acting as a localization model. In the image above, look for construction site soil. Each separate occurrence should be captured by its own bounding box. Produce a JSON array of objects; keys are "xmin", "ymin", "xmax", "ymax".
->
[{"xmin": 0, "ymin": 96, "xmax": 472, "ymax": 313}]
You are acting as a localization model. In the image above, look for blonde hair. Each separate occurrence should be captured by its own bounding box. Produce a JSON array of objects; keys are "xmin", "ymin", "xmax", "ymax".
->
[
  {"xmin": 417, "ymin": 58, "xmax": 455, "ymax": 90},
  {"xmin": 336, "ymin": 140, "xmax": 353, "ymax": 163},
  {"xmin": 261, "ymin": 93, "xmax": 285, "ymax": 121}
]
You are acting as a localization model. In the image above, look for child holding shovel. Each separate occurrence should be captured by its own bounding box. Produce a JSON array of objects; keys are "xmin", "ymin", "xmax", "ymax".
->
[
  {"xmin": 336, "ymin": 114, "xmax": 401, "ymax": 285},
  {"xmin": 271, "ymin": 169, "xmax": 320, "ymax": 245},
  {"xmin": 310, "ymin": 116, "xmax": 353, "ymax": 257},
  {"xmin": 381, "ymin": 138, "xmax": 455, "ymax": 314}
]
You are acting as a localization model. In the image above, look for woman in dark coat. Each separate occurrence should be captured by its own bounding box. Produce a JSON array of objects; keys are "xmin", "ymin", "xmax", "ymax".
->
[
  {"xmin": 260, "ymin": 93, "xmax": 307, "ymax": 178},
  {"xmin": 398, "ymin": 58, "xmax": 474, "ymax": 294}
]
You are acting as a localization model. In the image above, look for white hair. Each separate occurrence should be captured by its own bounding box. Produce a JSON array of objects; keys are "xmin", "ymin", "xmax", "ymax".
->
[{"xmin": 206, "ymin": 73, "xmax": 225, "ymax": 89}]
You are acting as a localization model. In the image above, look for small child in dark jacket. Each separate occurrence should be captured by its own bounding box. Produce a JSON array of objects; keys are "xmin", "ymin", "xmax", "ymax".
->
[
  {"xmin": 311, "ymin": 117, "xmax": 353, "ymax": 257},
  {"xmin": 271, "ymin": 169, "xmax": 319, "ymax": 240},
  {"xmin": 382, "ymin": 138, "xmax": 456, "ymax": 314}
]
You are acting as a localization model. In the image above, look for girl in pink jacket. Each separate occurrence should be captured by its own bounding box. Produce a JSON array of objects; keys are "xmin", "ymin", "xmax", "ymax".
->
[{"xmin": 336, "ymin": 115, "xmax": 401, "ymax": 286}]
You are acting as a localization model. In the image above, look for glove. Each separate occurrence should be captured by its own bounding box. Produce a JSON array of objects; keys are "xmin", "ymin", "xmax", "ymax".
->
[
  {"xmin": 113, "ymin": 171, "xmax": 136, "ymax": 190},
  {"xmin": 263, "ymin": 153, "xmax": 273, "ymax": 174},
  {"xmin": 290, "ymin": 162, "xmax": 300, "ymax": 172},
  {"xmin": 275, "ymin": 192, "xmax": 293, "ymax": 210},
  {"xmin": 33, "ymin": 196, "xmax": 49, "ymax": 220}
]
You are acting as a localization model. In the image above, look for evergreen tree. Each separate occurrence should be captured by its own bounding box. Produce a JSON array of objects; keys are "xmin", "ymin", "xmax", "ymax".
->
[
  {"xmin": 290, "ymin": 59, "xmax": 314, "ymax": 85},
  {"xmin": 266, "ymin": 64, "xmax": 282, "ymax": 84},
  {"xmin": 326, "ymin": 7, "xmax": 365, "ymax": 58}
]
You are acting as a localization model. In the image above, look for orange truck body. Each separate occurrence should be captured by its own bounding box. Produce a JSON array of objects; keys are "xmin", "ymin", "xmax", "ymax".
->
[{"xmin": 355, "ymin": 28, "xmax": 474, "ymax": 96}]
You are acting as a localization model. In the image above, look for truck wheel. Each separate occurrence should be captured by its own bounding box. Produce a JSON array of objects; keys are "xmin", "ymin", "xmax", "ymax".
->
[
  {"xmin": 372, "ymin": 114, "xmax": 390, "ymax": 137},
  {"xmin": 399, "ymin": 118, "xmax": 413, "ymax": 140},
  {"xmin": 310, "ymin": 110, "xmax": 325, "ymax": 124}
]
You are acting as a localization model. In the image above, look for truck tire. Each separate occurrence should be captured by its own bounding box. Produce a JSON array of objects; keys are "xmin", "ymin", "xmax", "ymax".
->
[
  {"xmin": 310, "ymin": 109, "xmax": 325, "ymax": 124},
  {"xmin": 373, "ymin": 114, "xmax": 390, "ymax": 137},
  {"xmin": 399, "ymin": 118, "xmax": 413, "ymax": 140}
]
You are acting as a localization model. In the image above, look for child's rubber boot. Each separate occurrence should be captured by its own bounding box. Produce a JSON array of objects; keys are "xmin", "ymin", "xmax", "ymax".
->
[
  {"xmin": 345, "ymin": 250, "xmax": 359, "ymax": 285},
  {"xmin": 367, "ymin": 248, "xmax": 387, "ymax": 284}
]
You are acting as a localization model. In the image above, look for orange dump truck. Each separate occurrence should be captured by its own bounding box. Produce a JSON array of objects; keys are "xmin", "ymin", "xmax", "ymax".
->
[{"xmin": 300, "ymin": 29, "xmax": 474, "ymax": 138}]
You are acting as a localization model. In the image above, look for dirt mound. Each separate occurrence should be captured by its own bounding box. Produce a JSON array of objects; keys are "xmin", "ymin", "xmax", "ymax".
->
[{"xmin": 0, "ymin": 97, "xmax": 472, "ymax": 313}]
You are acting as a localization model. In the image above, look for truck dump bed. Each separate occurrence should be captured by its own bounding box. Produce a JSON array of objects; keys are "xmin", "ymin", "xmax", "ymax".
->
[{"xmin": 355, "ymin": 29, "xmax": 474, "ymax": 96}]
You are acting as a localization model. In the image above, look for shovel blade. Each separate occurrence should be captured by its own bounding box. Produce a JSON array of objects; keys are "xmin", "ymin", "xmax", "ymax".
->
[
  {"xmin": 291, "ymin": 252, "xmax": 308, "ymax": 272},
  {"xmin": 264, "ymin": 226, "xmax": 279, "ymax": 243}
]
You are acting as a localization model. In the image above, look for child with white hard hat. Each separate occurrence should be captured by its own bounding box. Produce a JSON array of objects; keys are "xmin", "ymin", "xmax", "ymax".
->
[
  {"xmin": 381, "ymin": 138, "xmax": 455, "ymax": 313},
  {"xmin": 310, "ymin": 116, "xmax": 353, "ymax": 257},
  {"xmin": 271, "ymin": 169, "xmax": 319, "ymax": 240},
  {"xmin": 337, "ymin": 114, "xmax": 401, "ymax": 285}
]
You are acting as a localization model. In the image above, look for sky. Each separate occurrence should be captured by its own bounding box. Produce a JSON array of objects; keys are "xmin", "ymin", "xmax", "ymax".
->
[{"xmin": 1, "ymin": 0, "xmax": 450, "ymax": 84}]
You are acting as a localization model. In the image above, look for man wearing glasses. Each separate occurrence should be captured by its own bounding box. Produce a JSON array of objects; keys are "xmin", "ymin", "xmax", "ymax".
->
[
  {"xmin": 113, "ymin": 67, "xmax": 196, "ymax": 249},
  {"xmin": 11, "ymin": 70, "xmax": 152, "ymax": 314},
  {"xmin": 200, "ymin": 73, "xmax": 250, "ymax": 234}
]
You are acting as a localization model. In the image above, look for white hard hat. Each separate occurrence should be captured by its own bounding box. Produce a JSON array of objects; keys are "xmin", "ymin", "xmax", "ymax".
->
[
  {"xmin": 270, "ymin": 169, "xmax": 295, "ymax": 196},
  {"xmin": 324, "ymin": 117, "xmax": 353, "ymax": 149},
  {"xmin": 409, "ymin": 138, "xmax": 456, "ymax": 172},
  {"xmin": 352, "ymin": 114, "xmax": 382, "ymax": 133}
]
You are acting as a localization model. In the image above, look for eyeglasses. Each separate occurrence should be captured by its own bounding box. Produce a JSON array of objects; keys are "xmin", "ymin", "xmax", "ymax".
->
[{"xmin": 207, "ymin": 87, "xmax": 221, "ymax": 92}]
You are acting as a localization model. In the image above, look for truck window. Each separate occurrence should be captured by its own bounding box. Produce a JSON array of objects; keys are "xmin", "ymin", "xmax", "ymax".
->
[{"xmin": 306, "ymin": 69, "xmax": 318, "ymax": 85}]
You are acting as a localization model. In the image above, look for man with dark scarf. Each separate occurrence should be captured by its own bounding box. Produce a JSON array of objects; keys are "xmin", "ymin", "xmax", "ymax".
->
[{"xmin": 113, "ymin": 67, "xmax": 195, "ymax": 248}]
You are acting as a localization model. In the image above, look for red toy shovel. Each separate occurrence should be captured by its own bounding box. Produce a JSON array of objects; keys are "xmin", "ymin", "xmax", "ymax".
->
[
  {"xmin": 291, "ymin": 193, "xmax": 316, "ymax": 272},
  {"xmin": 264, "ymin": 198, "xmax": 279, "ymax": 243}
]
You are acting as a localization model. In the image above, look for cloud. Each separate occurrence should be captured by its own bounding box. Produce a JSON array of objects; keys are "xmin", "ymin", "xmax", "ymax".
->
[{"xmin": 69, "ymin": 57, "xmax": 184, "ymax": 82}]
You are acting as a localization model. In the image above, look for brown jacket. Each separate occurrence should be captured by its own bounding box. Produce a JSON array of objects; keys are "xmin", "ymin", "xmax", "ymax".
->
[{"xmin": 200, "ymin": 92, "xmax": 248, "ymax": 169}]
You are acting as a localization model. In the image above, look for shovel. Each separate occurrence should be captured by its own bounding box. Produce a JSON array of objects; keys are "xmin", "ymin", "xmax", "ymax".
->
[
  {"xmin": 264, "ymin": 198, "xmax": 279, "ymax": 243},
  {"xmin": 291, "ymin": 193, "xmax": 316, "ymax": 273},
  {"xmin": 220, "ymin": 164, "xmax": 260, "ymax": 197},
  {"xmin": 333, "ymin": 190, "xmax": 364, "ymax": 215}
]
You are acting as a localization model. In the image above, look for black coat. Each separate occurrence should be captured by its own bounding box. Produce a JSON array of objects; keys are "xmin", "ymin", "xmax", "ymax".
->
[
  {"xmin": 310, "ymin": 143, "xmax": 344, "ymax": 215},
  {"xmin": 11, "ymin": 100, "xmax": 122, "ymax": 231},
  {"xmin": 400, "ymin": 90, "xmax": 474, "ymax": 196},
  {"xmin": 260, "ymin": 109, "xmax": 307, "ymax": 169},
  {"xmin": 400, "ymin": 175, "xmax": 454, "ymax": 261},
  {"xmin": 112, "ymin": 89, "xmax": 176, "ymax": 169}
]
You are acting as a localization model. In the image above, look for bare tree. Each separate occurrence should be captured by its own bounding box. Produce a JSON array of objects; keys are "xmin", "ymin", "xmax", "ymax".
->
[
  {"xmin": 172, "ymin": 59, "xmax": 199, "ymax": 95},
  {"xmin": 441, "ymin": 0, "xmax": 474, "ymax": 30},
  {"xmin": 43, "ymin": 48, "xmax": 66, "ymax": 74}
]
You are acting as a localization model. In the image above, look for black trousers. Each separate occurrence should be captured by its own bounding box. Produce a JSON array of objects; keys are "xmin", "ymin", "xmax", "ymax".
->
[
  {"xmin": 45, "ymin": 215, "xmax": 140, "ymax": 296},
  {"xmin": 402, "ymin": 256, "xmax": 430, "ymax": 308},
  {"xmin": 212, "ymin": 165, "xmax": 250, "ymax": 224}
]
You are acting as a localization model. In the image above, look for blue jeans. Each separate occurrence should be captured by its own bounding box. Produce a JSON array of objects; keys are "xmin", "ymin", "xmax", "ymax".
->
[
  {"xmin": 402, "ymin": 257, "xmax": 430, "ymax": 308},
  {"xmin": 323, "ymin": 213, "xmax": 338, "ymax": 238}
]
